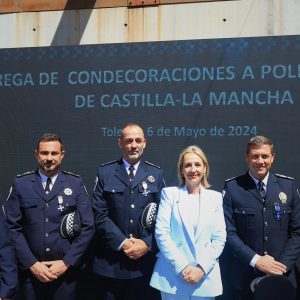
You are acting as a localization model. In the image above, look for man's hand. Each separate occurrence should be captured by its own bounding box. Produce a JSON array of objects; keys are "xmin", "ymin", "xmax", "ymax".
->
[
  {"xmin": 255, "ymin": 255, "xmax": 287, "ymax": 275},
  {"xmin": 30, "ymin": 261, "xmax": 58, "ymax": 282},
  {"xmin": 182, "ymin": 265, "xmax": 205, "ymax": 284},
  {"xmin": 122, "ymin": 239, "xmax": 134, "ymax": 250},
  {"xmin": 42, "ymin": 260, "xmax": 70, "ymax": 277},
  {"xmin": 123, "ymin": 237, "xmax": 149, "ymax": 260}
]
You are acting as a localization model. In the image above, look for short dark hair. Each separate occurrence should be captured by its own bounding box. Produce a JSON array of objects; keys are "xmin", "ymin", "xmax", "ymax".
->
[
  {"xmin": 36, "ymin": 133, "xmax": 64, "ymax": 151},
  {"xmin": 120, "ymin": 123, "xmax": 144, "ymax": 140},
  {"xmin": 246, "ymin": 135, "xmax": 274, "ymax": 154}
]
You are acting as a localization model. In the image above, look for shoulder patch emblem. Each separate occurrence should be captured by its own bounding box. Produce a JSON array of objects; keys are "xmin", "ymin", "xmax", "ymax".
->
[
  {"xmin": 62, "ymin": 171, "xmax": 80, "ymax": 177},
  {"xmin": 17, "ymin": 170, "xmax": 35, "ymax": 177},
  {"xmin": 275, "ymin": 173, "xmax": 294, "ymax": 180},
  {"xmin": 145, "ymin": 161, "xmax": 161, "ymax": 169}
]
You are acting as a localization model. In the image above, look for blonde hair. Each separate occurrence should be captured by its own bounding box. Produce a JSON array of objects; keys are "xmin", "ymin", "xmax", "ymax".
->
[{"xmin": 177, "ymin": 145, "xmax": 210, "ymax": 188}]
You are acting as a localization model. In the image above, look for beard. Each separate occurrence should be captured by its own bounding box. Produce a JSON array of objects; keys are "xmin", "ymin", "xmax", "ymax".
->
[
  {"xmin": 39, "ymin": 161, "xmax": 59, "ymax": 175},
  {"xmin": 128, "ymin": 148, "xmax": 143, "ymax": 160}
]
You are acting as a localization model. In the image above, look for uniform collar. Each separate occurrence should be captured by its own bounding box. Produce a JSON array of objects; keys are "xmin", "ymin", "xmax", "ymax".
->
[
  {"xmin": 248, "ymin": 171, "xmax": 269, "ymax": 187},
  {"xmin": 122, "ymin": 159, "xmax": 141, "ymax": 172},
  {"xmin": 38, "ymin": 170, "xmax": 58, "ymax": 186}
]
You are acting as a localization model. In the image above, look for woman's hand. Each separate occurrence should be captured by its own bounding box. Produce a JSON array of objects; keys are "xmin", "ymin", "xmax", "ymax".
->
[{"xmin": 182, "ymin": 265, "xmax": 205, "ymax": 284}]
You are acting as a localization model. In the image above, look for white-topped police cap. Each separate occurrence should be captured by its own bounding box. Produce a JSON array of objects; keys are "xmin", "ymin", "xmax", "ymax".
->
[
  {"xmin": 60, "ymin": 210, "xmax": 81, "ymax": 240},
  {"xmin": 251, "ymin": 275, "xmax": 295, "ymax": 300}
]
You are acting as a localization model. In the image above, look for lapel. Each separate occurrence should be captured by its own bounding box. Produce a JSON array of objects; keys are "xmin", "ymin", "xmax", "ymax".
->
[
  {"xmin": 242, "ymin": 172, "xmax": 264, "ymax": 204},
  {"xmin": 177, "ymin": 186, "xmax": 197, "ymax": 247},
  {"xmin": 47, "ymin": 171, "xmax": 66, "ymax": 202},
  {"xmin": 115, "ymin": 159, "xmax": 131, "ymax": 187},
  {"xmin": 131, "ymin": 161, "xmax": 148, "ymax": 189},
  {"xmin": 194, "ymin": 188, "xmax": 209, "ymax": 245},
  {"xmin": 265, "ymin": 172, "xmax": 280, "ymax": 204},
  {"xmin": 32, "ymin": 171, "xmax": 47, "ymax": 201},
  {"xmin": 114, "ymin": 160, "xmax": 149, "ymax": 189},
  {"xmin": 32, "ymin": 170, "xmax": 66, "ymax": 202}
]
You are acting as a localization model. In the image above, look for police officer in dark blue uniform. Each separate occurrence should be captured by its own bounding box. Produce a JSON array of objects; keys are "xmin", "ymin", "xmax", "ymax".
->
[
  {"xmin": 219, "ymin": 136, "xmax": 300, "ymax": 300},
  {"xmin": 4, "ymin": 133, "xmax": 94, "ymax": 300},
  {"xmin": 92, "ymin": 123, "xmax": 165, "ymax": 300},
  {"xmin": 0, "ymin": 195, "xmax": 18, "ymax": 300}
]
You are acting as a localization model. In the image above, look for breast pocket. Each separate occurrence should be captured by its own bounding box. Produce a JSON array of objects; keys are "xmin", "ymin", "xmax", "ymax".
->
[
  {"xmin": 234, "ymin": 207, "xmax": 257, "ymax": 230},
  {"xmin": 19, "ymin": 198, "xmax": 38, "ymax": 224},
  {"xmin": 103, "ymin": 185, "xmax": 125, "ymax": 208},
  {"xmin": 63, "ymin": 198, "xmax": 77, "ymax": 214}
]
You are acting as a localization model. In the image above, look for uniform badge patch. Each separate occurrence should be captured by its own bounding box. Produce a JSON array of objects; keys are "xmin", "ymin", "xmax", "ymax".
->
[
  {"xmin": 142, "ymin": 181, "xmax": 149, "ymax": 196},
  {"xmin": 147, "ymin": 175, "xmax": 155, "ymax": 183},
  {"xmin": 64, "ymin": 188, "xmax": 72, "ymax": 196},
  {"xmin": 279, "ymin": 192, "xmax": 287, "ymax": 204},
  {"xmin": 57, "ymin": 195, "xmax": 65, "ymax": 211}
]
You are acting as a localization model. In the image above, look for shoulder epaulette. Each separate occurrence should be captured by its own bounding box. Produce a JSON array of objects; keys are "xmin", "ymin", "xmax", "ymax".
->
[
  {"xmin": 275, "ymin": 173, "xmax": 294, "ymax": 180},
  {"xmin": 101, "ymin": 160, "xmax": 117, "ymax": 166},
  {"xmin": 17, "ymin": 170, "xmax": 35, "ymax": 177},
  {"xmin": 225, "ymin": 176, "xmax": 238, "ymax": 182},
  {"xmin": 145, "ymin": 161, "xmax": 161, "ymax": 169},
  {"xmin": 62, "ymin": 170, "xmax": 80, "ymax": 177}
]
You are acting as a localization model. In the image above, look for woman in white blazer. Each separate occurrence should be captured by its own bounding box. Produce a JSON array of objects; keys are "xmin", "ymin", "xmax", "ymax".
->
[{"xmin": 150, "ymin": 145, "xmax": 226, "ymax": 300}]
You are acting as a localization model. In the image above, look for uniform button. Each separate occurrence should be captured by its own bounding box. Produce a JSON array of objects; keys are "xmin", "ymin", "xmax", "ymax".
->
[
  {"xmin": 131, "ymin": 190, "xmax": 134, "ymax": 194},
  {"xmin": 129, "ymin": 219, "xmax": 134, "ymax": 224},
  {"xmin": 131, "ymin": 204, "xmax": 135, "ymax": 208},
  {"xmin": 264, "ymin": 236, "xmax": 268, "ymax": 241},
  {"xmin": 264, "ymin": 251, "xmax": 268, "ymax": 255},
  {"xmin": 45, "ymin": 233, "xmax": 49, "ymax": 237},
  {"xmin": 263, "ymin": 207, "xmax": 267, "ymax": 211},
  {"xmin": 264, "ymin": 222, "xmax": 268, "ymax": 226},
  {"xmin": 46, "ymin": 203, "xmax": 49, "ymax": 207},
  {"xmin": 242, "ymin": 211, "xmax": 245, "ymax": 214},
  {"xmin": 45, "ymin": 218, "xmax": 49, "ymax": 222},
  {"xmin": 129, "ymin": 234, "xmax": 133, "ymax": 238},
  {"xmin": 45, "ymin": 248, "xmax": 50, "ymax": 252}
]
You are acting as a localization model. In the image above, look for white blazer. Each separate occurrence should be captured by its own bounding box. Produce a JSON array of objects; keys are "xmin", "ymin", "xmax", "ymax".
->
[{"xmin": 150, "ymin": 186, "xmax": 226, "ymax": 297}]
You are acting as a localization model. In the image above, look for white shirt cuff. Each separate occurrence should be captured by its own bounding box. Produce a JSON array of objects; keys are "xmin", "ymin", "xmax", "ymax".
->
[
  {"xmin": 118, "ymin": 238, "xmax": 127, "ymax": 251},
  {"xmin": 250, "ymin": 254, "xmax": 261, "ymax": 267}
]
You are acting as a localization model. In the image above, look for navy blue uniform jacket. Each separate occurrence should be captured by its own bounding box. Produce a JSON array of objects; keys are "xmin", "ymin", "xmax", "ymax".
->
[
  {"xmin": 222, "ymin": 172, "xmax": 300, "ymax": 289},
  {"xmin": 4, "ymin": 170, "xmax": 95, "ymax": 271},
  {"xmin": 0, "ymin": 199, "xmax": 17, "ymax": 298},
  {"xmin": 92, "ymin": 159, "xmax": 165, "ymax": 279}
]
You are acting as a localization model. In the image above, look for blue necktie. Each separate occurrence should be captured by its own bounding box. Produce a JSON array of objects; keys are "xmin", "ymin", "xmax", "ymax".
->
[
  {"xmin": 128, "ymin": 165, "xmax": 135, "ymax": 181},
  {"xmin": 45, "ymin": 177, "xmax": 51, "ymax": 194},
  {"xmin": 258, "ymin": 181, "xmax": 266, "ymax": 199}
]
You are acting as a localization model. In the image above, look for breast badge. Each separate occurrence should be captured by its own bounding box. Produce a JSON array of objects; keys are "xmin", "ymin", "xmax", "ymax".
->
[
  {"xmin": 64, "ymin": 188, "xmax": 72, "ymax": 196},
  {"xmin": 279, "ymin": 192, "xmax": 287, "ymax": 204}
]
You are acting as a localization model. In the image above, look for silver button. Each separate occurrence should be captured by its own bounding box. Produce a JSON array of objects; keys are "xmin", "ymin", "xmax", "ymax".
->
[
  {"xmin": 129, "ymin": 219, "xmax": 134, "ymax": 224},
  {"xmin": 264, "ymin": 236, "xmax": 268, "ymax": 241},
  {"xmin": 129, "ymin": 234, "xmax": 133, "ymax": 238},
  {"xmin": 264, "ymin": 222, "xmax": 268, "ymax": 226},
  {"xmin": 131, "ymin": 190, "xmax": 134, "ymax": 194},
  {"xmin": 264, "ymin": 251, "xmax": 268, "ymax": 255},
  {"xmin": 45, "ymin": 218, "xmax": 49, "ymax": 222},
  {"xmin": 45, "ymin": 233, "xmax": 49, "ymax": 237},
  {"xmin": 46, "ymin": 203, "xmax": 49, "ymax": 207},
  {"xmin": 131, "ymin": 204, "xmax": 135, "ymax": 208},
  {"xmin": 45, "ymin": 248, "xmax": 50, "ymax": 252}
]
